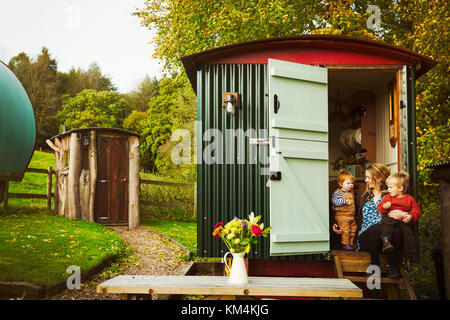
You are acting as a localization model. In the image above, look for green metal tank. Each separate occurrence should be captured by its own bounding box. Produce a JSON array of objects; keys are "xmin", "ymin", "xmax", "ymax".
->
[{"xmin": 0, "ymin": 60, "xmax": 36, "ymax": 181}]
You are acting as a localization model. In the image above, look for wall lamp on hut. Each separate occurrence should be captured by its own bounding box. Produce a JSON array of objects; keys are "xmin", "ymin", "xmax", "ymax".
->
[{"xmin": 222, "ymin": 92, "xmax": 239, "ymax": 116}]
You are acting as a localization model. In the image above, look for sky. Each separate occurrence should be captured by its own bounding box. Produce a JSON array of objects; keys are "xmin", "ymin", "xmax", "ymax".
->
[{"xmin": 0, "ymin": 0, "xmax": 162, "ymax": 93}]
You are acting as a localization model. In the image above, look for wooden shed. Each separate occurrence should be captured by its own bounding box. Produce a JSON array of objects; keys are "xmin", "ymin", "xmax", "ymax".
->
[
  {"xmin": 181, "ymin": 35, "xmax": 436, "ymax": 266},
  {"xmin": 46, "ymin": 128, "xmax": 140, "ymax": 228}
]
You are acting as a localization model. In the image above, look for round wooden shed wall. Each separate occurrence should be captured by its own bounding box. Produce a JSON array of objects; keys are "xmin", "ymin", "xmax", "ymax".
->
[{"xmin": 47, "ymin": 128, "xmax": 140, "ymax": 228}]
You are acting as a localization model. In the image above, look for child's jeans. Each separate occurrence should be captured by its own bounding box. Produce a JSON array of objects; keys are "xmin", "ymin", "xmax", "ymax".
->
[
  {"xmin": 380, "ymin": 216, "xmax": 416, "ymax": 261},
  {"xmin": 336, "ymin": 213, "xmax": 357, "ymax": 246}
]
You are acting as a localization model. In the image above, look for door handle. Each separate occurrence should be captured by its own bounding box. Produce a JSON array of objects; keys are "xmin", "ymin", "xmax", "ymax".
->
[
  {"xmin": 99, "ymin": 179, "xmax": 108, "ymax": 183},
  {"xmin": 120, "ymin": 177, "xmax": 127, "ymax": 182},
  {"xmin": 269, "ymin": 171, "xmax": 281, "ymax": 181},
  {"xmin": 274, "ymin": 94, "xmax": 280, "ymax": 114}
]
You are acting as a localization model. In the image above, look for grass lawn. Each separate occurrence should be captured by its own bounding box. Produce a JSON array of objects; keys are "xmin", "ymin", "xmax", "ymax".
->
[
  {"xmin": 7, "ymin": 150, "xmax": 55, "ymax": 208},
  {"xmin": 0, "ymin": 208, "xmax": 125, "ymax": 287},
  {"xmin": 140, "ymin": 215, "xmax": 197, "ymax": 256},
  {"xmin": 2, "ymin": 150, "xmax": 199, "ymax": 289}
]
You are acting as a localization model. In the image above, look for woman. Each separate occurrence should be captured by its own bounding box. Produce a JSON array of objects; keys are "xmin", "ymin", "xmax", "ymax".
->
[{"xmin": 333, "ymin": 163, "xmax": 406, "ymax": 278}]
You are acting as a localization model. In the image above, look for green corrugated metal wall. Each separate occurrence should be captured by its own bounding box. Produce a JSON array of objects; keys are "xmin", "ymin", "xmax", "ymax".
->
[{"xmin": 196, "ymin": 64, "xmax": 326, "ymax": 261}]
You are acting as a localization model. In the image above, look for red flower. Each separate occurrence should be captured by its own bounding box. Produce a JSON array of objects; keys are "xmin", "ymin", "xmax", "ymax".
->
[
  {"xmin": 214, "ymin": 222, "xmax": 223, "ymax": 229},
  {"xmin": 251, "ymin": 225, "xmax": 263, "ymax": 236}
]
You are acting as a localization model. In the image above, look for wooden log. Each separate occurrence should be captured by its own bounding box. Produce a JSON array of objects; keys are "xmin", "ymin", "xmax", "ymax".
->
[
  {"xmin": 7, "ymin": 193, "xmax": 49, "ymax": 199},
  {"xmin": 26, "ymin": 168, "xmax": 51, "ymax": 174},
  {"xmin": 59, "ymin": 173, "xmax": 68, "ymax": 217},
  {"xmin": 46, "ymin": 138, "xmax": 63, "ymax": 215},
  {"xmin": 68, "ymin": 132, "xmax": 81, "ymax": 220},
  {"xmin": 128, "ymin": 136, "xmax": 140, "ymax": 228},
  {"xmin": 89, "ymin": 130, "xmax": 97, "ymax": 223},
  {"xmin": 47, "ymin": 166, "xmax": 52, "ymax": 211},
  {"xmin": 79, "ymin": 169, "xmax": 90, "ymax": 221}
]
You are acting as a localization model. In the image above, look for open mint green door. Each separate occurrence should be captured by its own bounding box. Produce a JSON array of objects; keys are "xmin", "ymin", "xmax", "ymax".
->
[{"xmin": 268, "ymin": 59, "xmax": 329, "ymax": 256}]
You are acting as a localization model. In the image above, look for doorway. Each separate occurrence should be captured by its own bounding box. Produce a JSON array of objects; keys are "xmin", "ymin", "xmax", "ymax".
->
[{"xmin": 95, "ymin": 135, "xmax": 129, "ymax": 224}]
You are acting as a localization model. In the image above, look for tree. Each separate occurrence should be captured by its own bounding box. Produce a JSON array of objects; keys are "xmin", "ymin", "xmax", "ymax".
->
[
  {"xmin": 135, "ymin": 0, "xmax": 325, "ymax": 71},
  {"xmin": 57, "ymin": 62, "xmax": 116, "ymax": 97},
  {"xmin": 123, "ymin": 110, "xmax": 148, "ymax": 133},
  {"xmin": 139, "ymin": 73, "xmax": 196, "ymax": 172},
  {"xmin": 9, "ymin": 48, "xmax": 60, "ymax": 147},
  {"xmin": 58, "ymin": 89, "xmax": 131, "ymax": 130},
  {"xmin": 123, "ymin": 75, "xmax": 159, "ymax": 112}
]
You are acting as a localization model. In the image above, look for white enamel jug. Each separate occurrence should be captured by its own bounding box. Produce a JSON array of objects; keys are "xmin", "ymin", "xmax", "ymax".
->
[{"xmin": 224, "ymin": 252, "xmax": 248, "ymax": 284}]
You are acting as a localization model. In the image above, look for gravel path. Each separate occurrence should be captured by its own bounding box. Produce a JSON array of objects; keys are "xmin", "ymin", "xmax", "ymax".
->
[{"xmin": 48, "ymin": 226, "xmax": 191, "ymax": 300}]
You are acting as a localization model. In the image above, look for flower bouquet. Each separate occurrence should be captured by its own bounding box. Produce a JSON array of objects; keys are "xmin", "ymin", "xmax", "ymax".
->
[
  {"xmin": 212, "ymin": 212, "xmax": 271, "ymax": 254},
  {"xmin": 212, "ymin": 212, "xmax": 271, "ymax": 284}
]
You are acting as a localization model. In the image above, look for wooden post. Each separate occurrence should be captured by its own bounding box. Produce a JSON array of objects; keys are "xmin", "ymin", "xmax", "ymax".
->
[
  {"xmin": 193, "ymin": 181, "xmax": 197, "ymax": 218},
  {"xmin": 89, "ymin": 130, "xmax": 97, "ymax": 222},
  {"xmin": 128, "ymin": 135, "xmax": 140, "ymax": 228},
  {"xmin": 47, "ymin": 166, "xmax": 52, "ymax": 211},
  {"xmin": 430, "ymin": 165, "xmax": 450, "ymax": 299},
  {"xmin": 46, "ymin": 138, "xmax": 63, "ymax": 215},
  {"xmin": 68, "ymin": 133, "xmax": 81, "ymax": 220},
  {"xmin": 0, "ymin": 181, "xmax": 9, "ymax": 209}
]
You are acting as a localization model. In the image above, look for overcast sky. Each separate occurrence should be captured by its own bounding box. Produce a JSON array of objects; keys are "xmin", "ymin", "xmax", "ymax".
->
[{"xmin": 0, "ymin": 0, "xmax": 162, "ymax": 93}]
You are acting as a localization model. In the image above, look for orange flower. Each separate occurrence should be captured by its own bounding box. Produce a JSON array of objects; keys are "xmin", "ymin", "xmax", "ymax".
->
[{"xmin": 212, "ymin": 227, "xmax": 221, "ymax": 239}]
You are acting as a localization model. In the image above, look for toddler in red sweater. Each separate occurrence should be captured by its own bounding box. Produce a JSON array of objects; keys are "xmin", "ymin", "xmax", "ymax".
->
[{"xmin": 377, "ymin": 171, "xmax": 422, "ymax": 272}]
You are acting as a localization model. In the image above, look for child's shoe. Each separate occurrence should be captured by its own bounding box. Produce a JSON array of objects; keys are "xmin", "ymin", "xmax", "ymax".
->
[
  {"xmin": 402, "ymin": 260, "xmax": 414, "ymax": 273},
  {"xmin": 343, "ymin": 244, "xmax": 353, "ymax": 251},
  {"xmin": 386, "ymin": 265, "xmax": 401, "ymax": 279},
  {"xmin": 382, "ymin": 237, "xmax": 394, "ymax": 253}
]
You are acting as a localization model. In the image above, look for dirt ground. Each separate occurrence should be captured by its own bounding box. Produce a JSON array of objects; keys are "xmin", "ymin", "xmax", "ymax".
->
[{"xmin": 48, "ymin": 226, "xmax": 192, "ymax": 300}]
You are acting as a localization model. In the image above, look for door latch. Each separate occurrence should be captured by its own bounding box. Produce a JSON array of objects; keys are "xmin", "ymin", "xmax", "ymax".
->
[
  {"xmin": 249, "ymin": 138, "xmax": 270, "ymax": 146},
  {"xmin": 269, "ymin": 171, "xmax": 281, "ymax": 181}
]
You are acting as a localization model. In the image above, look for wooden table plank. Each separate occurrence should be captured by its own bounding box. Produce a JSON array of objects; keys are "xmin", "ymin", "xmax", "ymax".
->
[{"xmin": 97, "ymin": 276, "xmax": 362, "ymax": 298}]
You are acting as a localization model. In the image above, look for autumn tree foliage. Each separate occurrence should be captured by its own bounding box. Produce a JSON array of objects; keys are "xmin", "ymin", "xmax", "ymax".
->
[{"xmin": 8, "ymin": 48, "xmax": 60, "ymax": 147}]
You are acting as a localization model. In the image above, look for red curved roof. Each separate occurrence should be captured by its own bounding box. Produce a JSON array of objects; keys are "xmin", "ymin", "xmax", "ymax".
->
[{"xmin": 181, "ymin": 35, "xmax": 436, "ymax": 93}]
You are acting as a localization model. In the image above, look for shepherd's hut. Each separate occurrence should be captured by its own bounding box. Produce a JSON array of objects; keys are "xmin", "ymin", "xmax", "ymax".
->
[{"xmin": 181, "ymin": 35, "xmax": 436, "ymax": 276}]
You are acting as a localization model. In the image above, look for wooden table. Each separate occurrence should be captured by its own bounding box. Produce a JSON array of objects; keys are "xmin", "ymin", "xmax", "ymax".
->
[{"xmin": 97, "ymin": 275, "xmax": 363, "ymax": 300}]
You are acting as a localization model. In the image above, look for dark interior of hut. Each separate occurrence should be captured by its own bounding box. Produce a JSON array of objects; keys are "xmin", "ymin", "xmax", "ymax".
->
[{"xmin": 327, "ymin": 69, "xmax": 399, "ymax": 249}]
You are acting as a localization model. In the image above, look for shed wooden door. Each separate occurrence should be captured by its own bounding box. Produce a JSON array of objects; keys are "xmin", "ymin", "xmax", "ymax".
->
[
  {"xmin": 268, "ymin": 59, "xmax": 329, "ymax": 256},
  {"xmin": 95, "ymin": 136, "xmax": 129, "ymax": 224}
]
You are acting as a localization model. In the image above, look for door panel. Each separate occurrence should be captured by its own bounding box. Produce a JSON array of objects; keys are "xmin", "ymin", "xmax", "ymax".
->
[
  {"xmin": 96, "ymin": 136, "xmax": 129, "ymax": 224},
  {"xmin": 268, "ymin": 59, "xmax": 329, "ymax": 256}
]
